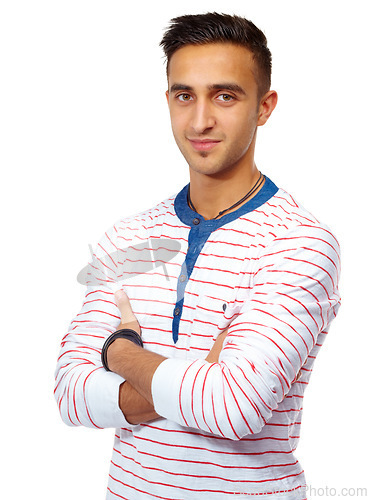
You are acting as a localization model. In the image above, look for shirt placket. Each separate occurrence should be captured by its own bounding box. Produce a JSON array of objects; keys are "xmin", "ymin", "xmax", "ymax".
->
[{"xmin": 172, "ymin": 216, "xmax": 214, "ymax": 344}]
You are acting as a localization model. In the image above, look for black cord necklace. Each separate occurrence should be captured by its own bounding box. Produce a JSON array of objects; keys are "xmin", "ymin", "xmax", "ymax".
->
[{"xmin": 187, "ymin": 172, "xmax": 265, "ymax": 220}]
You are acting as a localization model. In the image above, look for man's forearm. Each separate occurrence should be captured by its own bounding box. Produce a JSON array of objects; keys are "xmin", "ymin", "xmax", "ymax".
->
[
  {"xmin": 119, "ymin": 381, "xmax": 160, "ymax": 424},
  {"xmin": 107, "ymin": 339, "xmax": 166, "ymax": 405}
]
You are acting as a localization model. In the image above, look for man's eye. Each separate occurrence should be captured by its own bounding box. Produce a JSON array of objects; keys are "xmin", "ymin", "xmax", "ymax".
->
[
  {"xmin": 218, "ymin": 94, "xmax": 234, "ymax": 102},
  {"xmin": 177, "ymin": 94, "xmax": 192, "ymax": 102}
]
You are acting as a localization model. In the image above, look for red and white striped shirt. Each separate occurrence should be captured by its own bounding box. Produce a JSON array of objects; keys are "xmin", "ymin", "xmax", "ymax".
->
[{"xmin": 55, "ymin": 177, "xmax": 341, "ymax": 499}]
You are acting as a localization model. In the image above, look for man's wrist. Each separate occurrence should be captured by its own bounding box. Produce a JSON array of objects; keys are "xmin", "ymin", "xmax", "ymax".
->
[
  {"xmin": 106, "ymin": 338, "xmax": 140, "ymax": 375},
  {"xmin": 102, "ymin": 329, "xmax": 143, "ymax": 371}
]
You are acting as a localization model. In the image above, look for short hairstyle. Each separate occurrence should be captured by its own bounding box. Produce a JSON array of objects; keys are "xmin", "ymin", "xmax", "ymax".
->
[{"xmin": 160, "ymin": 12, "xmax": 272, "ymax": 99}]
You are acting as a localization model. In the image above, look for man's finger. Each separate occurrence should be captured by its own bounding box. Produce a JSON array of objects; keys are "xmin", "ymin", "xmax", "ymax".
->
[{"xmin": 114, "ymin": 289, "xmax": 137, "ymax": 323}]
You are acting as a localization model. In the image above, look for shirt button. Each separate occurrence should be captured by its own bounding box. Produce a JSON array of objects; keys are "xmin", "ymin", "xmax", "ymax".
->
[
  {"xmin": 193, "ymin": 217, "xmax": 200, "ymax": 225},
  {"xmin": 174, "ymin": 307, "xmax": 181, "ymax": 316},
  {"xmin": 179, "ymin": 274, "xmax": 187, "ymax": 282}
]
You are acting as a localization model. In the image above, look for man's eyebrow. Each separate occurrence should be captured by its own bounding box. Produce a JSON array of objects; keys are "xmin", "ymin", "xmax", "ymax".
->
[
  {"xmin": 169, "ymin": 84, "xmax": 193, "ymax": 93},
  {"xmin": 208, "ymin": 83, "xmax": 246, "ymax": 95},
  {"xmin": 169, "ymin": 83, "xmax": 246, "ymax": 95}
]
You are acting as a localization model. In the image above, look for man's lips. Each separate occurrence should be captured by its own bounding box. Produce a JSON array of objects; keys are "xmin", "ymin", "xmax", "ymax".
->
[{"xmin": 188, "ymin": 138, "xmax": 221, "ymax": 151}]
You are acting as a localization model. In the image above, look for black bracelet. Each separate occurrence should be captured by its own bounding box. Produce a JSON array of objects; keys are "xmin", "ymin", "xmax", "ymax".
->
[{"xmin": 101, "ymin": 328, "xmax": 143, "ymax": 372}]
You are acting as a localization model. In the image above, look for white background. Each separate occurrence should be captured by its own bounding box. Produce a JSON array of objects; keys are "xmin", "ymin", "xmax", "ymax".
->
[{"xmin": 1, "ymin": 1, "xmax": 368, "ymax": 498}]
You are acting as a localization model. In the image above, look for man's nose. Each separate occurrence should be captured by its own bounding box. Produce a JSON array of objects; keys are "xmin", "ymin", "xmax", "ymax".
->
[{"xmin": 190, "ymin": 101, "xmax": 216, "ymax": 134}]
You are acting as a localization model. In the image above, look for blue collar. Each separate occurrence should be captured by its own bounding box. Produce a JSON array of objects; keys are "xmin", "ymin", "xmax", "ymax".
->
[{"xmin": 174, "ymin": 175, "xmax": 278, "ymax": 231}]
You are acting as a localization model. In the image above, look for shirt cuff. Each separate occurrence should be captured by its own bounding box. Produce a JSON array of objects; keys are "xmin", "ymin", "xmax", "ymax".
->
[
  {"xmin": 151, "ymin": 358, "xmax": 194, "ymax": 423},
  {"xmin": 85, "ymin": 368, "xmax": 133, "ymax": 428}
]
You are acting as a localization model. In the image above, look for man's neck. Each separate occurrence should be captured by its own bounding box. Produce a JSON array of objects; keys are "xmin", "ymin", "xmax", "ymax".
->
[{"xmin": 188, "ymin": 165, "xmax": 264, "ymax": 220}]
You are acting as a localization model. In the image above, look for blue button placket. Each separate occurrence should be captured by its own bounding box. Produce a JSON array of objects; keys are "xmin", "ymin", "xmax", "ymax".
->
[
  {"xmin": 172, "ymin": 217, "xmax": 212, "ymax": 342},
  {"xmin": 171, "ymin": 177, "xmax": 279, "ymax": 344}
]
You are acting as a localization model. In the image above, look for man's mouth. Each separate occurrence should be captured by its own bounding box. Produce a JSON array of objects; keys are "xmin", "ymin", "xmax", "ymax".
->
[{"xmin": 188, "ymin": 139, "xmax": 221, "ymax": 151}]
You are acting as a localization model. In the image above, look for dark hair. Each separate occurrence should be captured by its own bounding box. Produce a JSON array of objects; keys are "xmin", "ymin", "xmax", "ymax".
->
[{"xmin": 160, "ymin": 12, "xmax": 272, "ymax": 99}]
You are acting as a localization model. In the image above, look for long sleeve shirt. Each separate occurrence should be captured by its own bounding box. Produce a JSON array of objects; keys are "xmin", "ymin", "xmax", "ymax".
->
[{"xmin": 54, "ymin": 177, "xmax": 341, "ymax": 499}]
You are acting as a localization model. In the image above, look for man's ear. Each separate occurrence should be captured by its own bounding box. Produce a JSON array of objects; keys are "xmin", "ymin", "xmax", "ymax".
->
[
  {"xmin": 165, "ymin": 90, "xmax": 169, "ymax": 105},
  {"xmin": 257, "ymin": 90, "xmax": 278, "ymax": 126}
]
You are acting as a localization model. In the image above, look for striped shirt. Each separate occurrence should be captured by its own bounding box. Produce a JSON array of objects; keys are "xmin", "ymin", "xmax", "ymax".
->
[{"xmin": 54, "ymin": 176, "xmax": 341, "ymax": 499}]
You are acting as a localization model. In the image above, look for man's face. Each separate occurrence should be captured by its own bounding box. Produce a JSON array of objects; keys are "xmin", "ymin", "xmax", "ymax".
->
[{"xmin": 166, "ymin": 43, "xmax": 265, "ymax": 178}]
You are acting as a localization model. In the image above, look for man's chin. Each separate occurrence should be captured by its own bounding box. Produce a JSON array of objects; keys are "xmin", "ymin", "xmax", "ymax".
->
[
  {"xmin": 188, "ymin": 162, "xmax": 231, "ymax": 178},
  {"xmin": 198, "ymin": 151, "xmax": 210, "ymax": 158}
]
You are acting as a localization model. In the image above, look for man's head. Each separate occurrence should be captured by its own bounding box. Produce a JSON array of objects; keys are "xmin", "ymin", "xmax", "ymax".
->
[
  {"xmin": 160, "ymin": 12, "xmax": 272, "ymax": 101},
  {"xmin": 161, "ymin": 13, "xmax": 277, "ymax": 180}
]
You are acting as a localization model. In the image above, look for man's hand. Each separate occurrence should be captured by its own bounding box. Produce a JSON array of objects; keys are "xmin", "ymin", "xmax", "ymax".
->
[
  {"xmin": 108, "ymin": 289, "xmax": 161, "ymax": 424},
  {"xmin": 205, "ymin": 329, "xmax": 228, "ymax": 363},
  {"xmin": 113, "ymin": 288, "xmax": 142, "ymax": 335}
]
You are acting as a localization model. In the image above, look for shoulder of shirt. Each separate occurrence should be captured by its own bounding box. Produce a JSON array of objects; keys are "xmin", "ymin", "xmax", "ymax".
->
[
  {"xmin": 257, "ymin": 187, "xmax": 340, "ymax": 254},
  {"xmin": 119, "ymin": 192, "xmax": 177, "ymax": 225},
  {"xmin": 102, "ymin": 192, "xmax": 178, "ymax": 244}
]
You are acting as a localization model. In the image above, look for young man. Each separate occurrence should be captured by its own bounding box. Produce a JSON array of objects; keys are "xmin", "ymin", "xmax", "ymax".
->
[{"xmin": 55, "ymin": 13, "xmax": 341, "ymax": 499}]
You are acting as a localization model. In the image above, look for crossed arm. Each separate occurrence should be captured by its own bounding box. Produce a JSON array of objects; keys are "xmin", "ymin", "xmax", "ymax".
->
[{"xmin": 109, "ymin": 290, "xmax": 227, "ymax": 424}]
